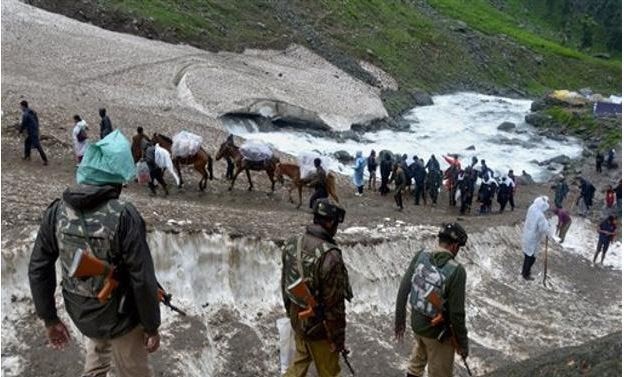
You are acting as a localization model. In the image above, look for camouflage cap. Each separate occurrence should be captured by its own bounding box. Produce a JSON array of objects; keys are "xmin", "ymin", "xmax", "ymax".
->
[
  {"xmin": 438, "ymin": 222, "xmax": 468, "ymax": 246},
  {"xmin": 312, "ymin": 198, "xmax": 345, "ymax": 223}
]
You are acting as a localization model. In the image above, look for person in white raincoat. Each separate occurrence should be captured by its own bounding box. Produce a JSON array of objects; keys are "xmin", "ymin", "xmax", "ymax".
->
[
  {"xmin": 155, "ymin": 143, "xmax": 180, "ymax": 187},
  {"xmin": 521, "ymin": 196, "xmax": 551, "ymax": 280},
  {"xmin": 72, "ymin": 115, "xmax": 89, "ymax": 162}
]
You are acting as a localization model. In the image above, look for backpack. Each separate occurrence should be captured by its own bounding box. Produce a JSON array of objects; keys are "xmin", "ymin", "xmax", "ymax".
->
[{"xmin": 409, "ymin": 250, "xmax": 458, "ymax": 318}]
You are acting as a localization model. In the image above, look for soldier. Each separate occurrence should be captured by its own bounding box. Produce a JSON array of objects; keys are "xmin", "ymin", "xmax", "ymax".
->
[
  {"xmin": 281, "ymin": 199, "xmax": 353, "ymax": 377},
  {"xmin": 395, "ymin": 223, "xmax": 470, "ymax": 377},
  {"xmin": 392, "ymin": 162, "xmax": 407, "ymax": 211},
  {"xmin": 28, "ymin": 133, "xmax": 161, "ymax": 376}
]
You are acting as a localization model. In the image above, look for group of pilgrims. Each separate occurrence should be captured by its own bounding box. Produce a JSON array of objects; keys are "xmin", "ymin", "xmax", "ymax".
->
[{"xmin": 353, "ymin": 150, "xmax": 519, "ymax": 214}]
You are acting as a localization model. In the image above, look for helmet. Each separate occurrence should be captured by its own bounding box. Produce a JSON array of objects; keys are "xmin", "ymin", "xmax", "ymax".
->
[
  {"xmin": 312, "ymin": 199, "xmax": 345, "ymax": 223},
  {"xmin": 438, "ymin": 223, "xmax": 468, "ymax": 246}
]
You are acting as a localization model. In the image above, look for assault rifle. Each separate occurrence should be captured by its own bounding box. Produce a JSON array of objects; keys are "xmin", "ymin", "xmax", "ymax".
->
[
  {"xmin": 69, "ymin": 248, "xmax": 186, "ymax": 315},
  {"xmin": 287, "ymin": 278, "xmax": 356, "ymax": 376},
  {"xmin": 426, "ymin": 290, "xmax": 472, "ymax": 376}
]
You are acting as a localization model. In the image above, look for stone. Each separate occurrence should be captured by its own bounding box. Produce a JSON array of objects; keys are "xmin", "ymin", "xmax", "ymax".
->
[
  {"xmin": 465, "ymin": 145, "xmax": 476, "ymax": 151},
  {"xmin": 525, "ymin": 113, "xmax": 553, "ymax": 127},
  {"xmin": 333, "ymin": 150, "xmax": 353, "ymax": 163},
  {"xmin": 497, "ymin": 121, "xmax": 516, "ymax": 132},
  {"xmin": 540, "ymin": 155, "xmax": 572, "ymax": 166},
  {"xmin": 410, "ymin": 89, "xmax": 434, "ymax": 106},
  {"xmin": 530, "ymin": 99, "xmax": 548, "ymax": 112}
]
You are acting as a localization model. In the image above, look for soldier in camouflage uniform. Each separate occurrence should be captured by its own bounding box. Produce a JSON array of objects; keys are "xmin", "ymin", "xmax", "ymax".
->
[
  {"xmin": 281, "ymin": 198, "xmax": 353, "ymax": 377},
  {"xmin": 395, "ymin": 223, "xmax": 470, "ymax": 377},
  {"xmin": 29, "ymin": 137, "xmax": 161, "ymax": 377}
]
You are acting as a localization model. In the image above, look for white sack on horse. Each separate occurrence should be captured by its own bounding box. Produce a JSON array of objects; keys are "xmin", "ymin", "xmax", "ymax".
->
[
  {"xmin": 298, "ymin": 152, "xmax": 332, "ymax": 180},
  {"xmin": 240, "ymin": 140, "xmax": 273, "ymax": 162},
  {"xmin": 172, "ymin": 131, "xmax": 202, "ymax": 158},
  {"xmin": 155, "ymin": 143, "xmax": 180, "ymax": 186}
]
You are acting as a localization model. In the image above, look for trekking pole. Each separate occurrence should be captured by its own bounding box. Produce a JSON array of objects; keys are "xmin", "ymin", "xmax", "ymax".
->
[{"xmin": 542, "ymin": 237, "xmax": 549, "ymax": 287}]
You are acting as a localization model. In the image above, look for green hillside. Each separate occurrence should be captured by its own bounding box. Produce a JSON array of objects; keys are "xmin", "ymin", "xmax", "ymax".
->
[{"xmin": 28, "ymin": 0, "xmax": 622, "ymax": 115}]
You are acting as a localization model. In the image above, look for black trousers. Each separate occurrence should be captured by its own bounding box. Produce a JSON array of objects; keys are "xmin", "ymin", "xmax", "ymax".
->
[
  {"xmin": 428, "ymin": 186, "xmax": 439, "ymax": 204},
  {"xmin": 414, "ymin": 184, "xmax": 426, "ymax": 205},
  {"xmin": 309, "ymin": 187, "xmax": 328, "ymax": 208},
  {"xmin": 394, "ymin": 189, "xmax": 403, "ymax": 209},
  {"xmin": 380, "ymin": 175, "xmax": 390, "ymax": 195},
  {"xmin": 149, "ymin": 168, "xmax": 168, "ymax": 193},
  {"xmin": 225, "ymin": 157, "xmax": 234, "ymax": 179},
  {"xmin": 509, "ymin": 193, "xmax": 515, "ymax": 210},
  {"xmin": 460, "ymin": 192, "xmax": 473, "ymax": 214},
  {"xmin": 522, "ymin": 254, "xmax": 536, "ymax": 278},
  {"xmin": 24, "ymin": 135, "xmax": 48, "ymax": 162}
]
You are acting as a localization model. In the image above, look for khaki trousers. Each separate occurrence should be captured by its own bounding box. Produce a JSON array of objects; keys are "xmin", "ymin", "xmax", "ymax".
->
[
  {"xmin": 284, "ymin": 333, "xmax": 341, "ymax": 377},
  {"xmin": 82, "ymin": 325, "xmax": 151, "ymax": 377},
  {"xmin": 407, "ymin": 334, "xmax": 454, "ymax": 377}
]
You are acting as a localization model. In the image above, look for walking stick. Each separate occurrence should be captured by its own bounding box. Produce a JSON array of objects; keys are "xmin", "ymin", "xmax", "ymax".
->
[{"xmin": 542, "ymin": 237, "xmax": 549, "ymax": 287}]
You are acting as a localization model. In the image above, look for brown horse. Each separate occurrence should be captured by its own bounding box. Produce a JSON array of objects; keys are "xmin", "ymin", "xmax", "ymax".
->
[
  {"xmin": 151, "ymin": 133, "xmax": 213, "ymax": 191},
  {"xmin": 215, "ymin": 138, "xmax": 278, "ymax": 192},
  {"xmin": 275, "ymin": 163, "xmax": 339, "ymax": 209}
]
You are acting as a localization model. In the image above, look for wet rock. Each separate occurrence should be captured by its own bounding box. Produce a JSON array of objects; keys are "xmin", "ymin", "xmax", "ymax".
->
[
  {"xmin": 333, "ymin": 150, "xmax": 353, "ymax": 163},
  {"xmin": 525, "ymin": 112, "xmax": 553, "ymax": 128},
  {"xmin": 465, "ymin": 145, "xmax": 476, "ymax": 151},
  {"xmin": 540, "ymin": 154, "xmax": 572, "ymax": 166},
  {"xmin": 410, "ymin": 89, "xmax": 433, "ymax": 106},
  {"xmin": 497, "ymin": 121, "xmax": 516, "ymax": 132},
  {"xmin": 530, "ymin": 99, "xmax": 548, "ymax": 112}
]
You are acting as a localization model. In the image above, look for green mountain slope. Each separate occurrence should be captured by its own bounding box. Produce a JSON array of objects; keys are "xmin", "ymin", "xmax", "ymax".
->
[{"xmin": 26, "ymin": 0, "xmax": 621, "ymax": 115}]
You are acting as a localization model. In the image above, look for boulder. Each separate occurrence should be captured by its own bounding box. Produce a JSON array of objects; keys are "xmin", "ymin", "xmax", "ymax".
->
[
  {"xmin": 525, "ymin": 113, "xmax": 553, "ymax": 128},
  {"xmin": 333, "ymin": 150, "xmax": 353, "ymax": 163},
  {"xmin": 497, "ymin": 121, "xmax": 516, "ymax": 132},
  {"xmin": 410, "ymin": 89, "xmax": 434, "ymax": 106},
  {"xmin": 465, "ymin": 145, "xmax": 476, "ymax": 151},
  {"xmin": 539, "ymin": 155, "xmax": 572, "ymax": 166},
  {"xmin": 530, "ymin": 99, "xmax": 548, "ymax": 112}
]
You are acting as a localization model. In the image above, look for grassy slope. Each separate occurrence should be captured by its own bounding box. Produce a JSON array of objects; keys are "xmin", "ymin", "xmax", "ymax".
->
[{"xmin": 103, "ymin": 0, "xmax": 620, "ymax": 101}]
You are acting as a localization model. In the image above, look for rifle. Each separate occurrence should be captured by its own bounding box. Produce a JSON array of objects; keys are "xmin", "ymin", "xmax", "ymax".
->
[
  {"xmin": 69, "ymin": 248, "xmax": 186, "ymax": 315},
  {"xmin": 426, "ymin": 290, "xmax": 472, "ymax": 376},
  {"xmin": 157, "ymin": 284, "xmax": 187, "ymax": 316},
  {"xmin": 69, "ymin": 248, "xmax": 118, "ymax": 303},
  {"xmin": 288, "ymin": 278, "xmax": 356, "ymax": 375}
]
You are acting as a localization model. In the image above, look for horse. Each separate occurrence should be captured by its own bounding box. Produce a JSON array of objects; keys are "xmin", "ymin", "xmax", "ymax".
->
[
  {"xmin": 275, "ymin": 163, "xmax": 340, "ymax": 209},
  {"xmin": 215, "ymin": 138, "xmax": 278, "ymax": 192},
  {"xmin": 151, "ymin": 133, "xmax": 213, "ymax": 191}
]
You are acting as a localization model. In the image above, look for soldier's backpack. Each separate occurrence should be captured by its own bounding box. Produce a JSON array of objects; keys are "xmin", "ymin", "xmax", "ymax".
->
[{"xmin": 409, "ymin": 250, "xmax": 459, "ymax": 318}]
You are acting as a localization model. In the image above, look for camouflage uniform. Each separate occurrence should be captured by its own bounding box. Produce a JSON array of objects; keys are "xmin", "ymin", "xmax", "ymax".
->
[
  {"xmin": 29, "ymin": 184, "xmax": 160, "ymax": 377},
  {"xmin": 281, "ymin": 224, "xmax": 353, "ymax": 377}
]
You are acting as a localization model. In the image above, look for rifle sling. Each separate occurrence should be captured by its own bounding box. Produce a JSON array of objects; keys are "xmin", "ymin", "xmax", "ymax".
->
[{"xmin": 78, "ymin": 211, "xmax": 97, "ymax": 252}]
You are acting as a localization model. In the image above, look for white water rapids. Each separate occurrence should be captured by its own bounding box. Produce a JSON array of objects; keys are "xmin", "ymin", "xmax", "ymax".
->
[
  {"xmin": 2, "ymin": 217, "xmax": 620, "ymax": 376},
  {"xmin": 224, "ymin": 92, "xmax": 584, "ymax": 182}
]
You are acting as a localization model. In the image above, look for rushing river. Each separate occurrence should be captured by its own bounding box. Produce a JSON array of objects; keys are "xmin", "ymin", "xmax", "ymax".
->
[{"xmin": 224, "ymin": 92, "xmax": 584, "ymax": 182}]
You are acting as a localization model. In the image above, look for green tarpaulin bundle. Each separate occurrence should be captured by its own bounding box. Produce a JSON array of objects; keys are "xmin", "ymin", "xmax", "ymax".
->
[{"xmin": 77, "ymin": 130, "xmax": 136, "ymax": 185}]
